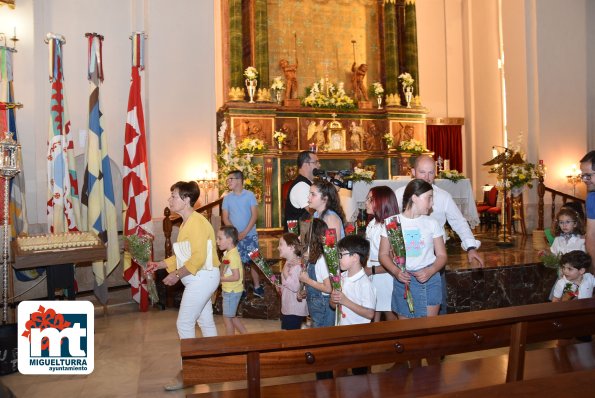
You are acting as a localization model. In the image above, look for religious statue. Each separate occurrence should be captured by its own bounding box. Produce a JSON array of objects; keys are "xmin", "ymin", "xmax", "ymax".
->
[
  {"xmin": 349, "ymin": 122, "xmax": 364, "ymax": 151},
  {"xmin": 279, "ymin": 58, "xmax": 298, "ymax": 100},
  {"xmin": 240, "ymin": 119, "xmax": 264, "ymax": 141},
  {"xmin": 364, "ymin": 122, "xmax": 380, "ymax": 151},
  {"xmin": 351, "ymin": 62, "xmax": 369, "ymax": 101},
  {"xmin": 281, "ymin": 123, "xmax": 297, "ymax": 149},
  {"xmin": 307, "ymin": 120, "xmax": 328, "ymax": 149},
  {"xmin": 396, "ymin": 123, "xmax": 415, "ymax": 145}
]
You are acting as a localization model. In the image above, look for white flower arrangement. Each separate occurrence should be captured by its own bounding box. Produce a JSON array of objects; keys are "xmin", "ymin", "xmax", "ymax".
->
[
  {"xmin": 398, "ymin": 72, "xmax": 414, "ymax": 89},
  {"xmin": 439, "ymin": 169, "xmax": 465, "ymax": 182},
  {"xmin": 398, "ymin": 138, "xmax": 426, "ymax": 153},
  {"xmin": 345, "ymin": 167, "xmax": 374, "ymax": 184},
  {"xmin": 302, "ymin": 78, "xmax": 355, "ymax": 110},
  {"xmin": 383, "ymin": 132, "xmax": 394, "ymax": 147},
  {"xmin": 372, "ymin": 82, "xmax": 384, "ymax": 96},
  {"xmin": 273, "ymin": 130, "xmax": 287, "ymax": 144},
  {"xmin": 244, "ymin": 66, "xmax": 258, "ymax": 81},
  {"xmin": 271, "ymin": 76, "xmax": 284, "ymax": 91}
]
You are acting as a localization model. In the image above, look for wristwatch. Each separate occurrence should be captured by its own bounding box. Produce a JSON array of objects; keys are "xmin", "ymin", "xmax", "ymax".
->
[{"xmin": 467, "ymin": 246, "xmax": 477, "ymax": 252}]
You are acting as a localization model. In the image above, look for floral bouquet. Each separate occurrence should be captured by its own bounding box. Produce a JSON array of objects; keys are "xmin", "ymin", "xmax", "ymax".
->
[
  {"xmin": 398, "ymin": 72, "xmax": 414, "ymax": 89},
  {"xmin": 322, "ymin": 228, "xmax": 342, "ymax": 324},
  {"xmin": 383, "ymin": 132, "xmax": 394, "ymax": 148},
  {"xmin": 273, "ymin": 130, "xmax": 287, "ymax": 147},
  {"xmin": 372, "ymin": 82, "xmax": 384, "ymax": 96},
  {"xmin": 561, "ymin": 282, "xmax": 579, "ymax": 301},
  {"xmin": 345, "ymin": 166, "xmax": 374, "ymax": 184},
  {"xmin": 439, "ymin": 170, "xmax": 465, "ymax": 182},
  {"xmin": 287, "ymin": 219, "xmax": 299, "ymax": 235},
  {"xmin": 124, "ymin": 233, "xmax": 159, "ymax": 305},
  {"xmin": 237, "ymin": 137, "xmax": 266, "ymax": 154},
  {"xmin": 384, "ymin": 215, "xmax": 414, "ymax": 313},
  {"xmin": 271, "ymin": 76, "xmax": 284, "ymax": 91},
  {"xmin": 244, "ymin": 66, "xmax": 258, "ymax": 81},
  {"xmin": 302, "ymin": 78, "xmax": 356, "ymax": 110},
  {"xmin": 398, "ymin": 138, "xmax": 426, "ymax": 154},
  {"xmin": 249, "ymin": 249, "xmax": 281, "ymax": 293}
]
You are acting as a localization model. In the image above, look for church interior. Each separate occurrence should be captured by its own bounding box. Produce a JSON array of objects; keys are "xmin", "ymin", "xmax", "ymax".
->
[{"xmin": 0, "ymin": 0, "xmax": 594, "ymax": 396}]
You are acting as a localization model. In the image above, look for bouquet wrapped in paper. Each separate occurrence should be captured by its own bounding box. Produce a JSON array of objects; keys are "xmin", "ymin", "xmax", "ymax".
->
[
  {"xmin": 287, "ymin": 219, "xmax": 299, "ymax": 235},
  {"xmin": 384, "ymin": 215, "xmax": 414, "ymax": 313},
  {"xmin": 249, "ymin": 249, "xmax": 281, "ymax": 293},
  {"xmin": 124, "ymin": 233, "xmax": 159, "ymax": 305},
  {"xmin": 322, "ymin": 228, "xmax": 342, "ymax": 324}
]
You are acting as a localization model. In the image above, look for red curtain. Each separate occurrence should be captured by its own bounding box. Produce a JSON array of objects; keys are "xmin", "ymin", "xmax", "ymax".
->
[{"xmin": 426, "ymin": 125, "xmax": 463, "ymax": 172}]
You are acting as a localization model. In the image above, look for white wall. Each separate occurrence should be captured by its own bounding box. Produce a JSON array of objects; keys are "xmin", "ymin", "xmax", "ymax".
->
[{"xmin": 3, "ymin": 0, "xmax": 217, "ymax": 231}]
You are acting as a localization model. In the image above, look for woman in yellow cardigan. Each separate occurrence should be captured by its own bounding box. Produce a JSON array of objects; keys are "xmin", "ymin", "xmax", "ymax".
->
[{"xmin": 147, "ymin": 181, "xmax": 220, "ymax": 390}]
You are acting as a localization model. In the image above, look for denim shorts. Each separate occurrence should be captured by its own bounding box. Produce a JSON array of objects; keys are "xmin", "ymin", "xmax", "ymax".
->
[
  {"xmin": 237, "ymin": 234, "xmax": 259, "ymax": 264},
  {"xmin": 222, "ymin": 291, "xmax": 243, "ymax": 317},
  {"xmin": 392, "ymin": 270, "xmax": 442, "ymax": 318},
  {"xmin": 307, "ymin": 295, "xmax": 335, "ymax": 328}
]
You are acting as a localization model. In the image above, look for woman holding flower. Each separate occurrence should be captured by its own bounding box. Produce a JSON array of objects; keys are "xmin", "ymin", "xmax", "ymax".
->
[
  {"xmin": 146, "ymin": 181, "xmax": 220, "ymax": 390},
  {"xmin": 378, "ymin": 179, "xmax": 447, "ymax": 320}
]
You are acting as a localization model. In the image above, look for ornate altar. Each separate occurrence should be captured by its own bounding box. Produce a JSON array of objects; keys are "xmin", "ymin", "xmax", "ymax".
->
[{"xmin": 217, "ymin": 103, "xmax": 430, "ymax": 229}]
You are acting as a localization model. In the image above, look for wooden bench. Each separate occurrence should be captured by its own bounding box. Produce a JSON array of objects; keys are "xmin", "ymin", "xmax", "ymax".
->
[{"xmin": 183, "ymin": 298, "xmax": 595, "ymax": 397}]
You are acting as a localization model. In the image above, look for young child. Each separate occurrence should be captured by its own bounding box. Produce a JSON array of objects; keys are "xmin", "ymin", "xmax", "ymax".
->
[
  {"xmin": 330, "ymin": 235, "xmax": 376, "ymax": 326},
  {"xmin": 545, "ymin": 207, "xmax": 586, "ymax": 300},
  {"xmin": 551, "ymin": 250, "xmax": 594, "ymax": 345},
  {"xmin": 299, "ymin": 218, "xmax": 335, "ymax": 328},
  {"xmin": 278, "ymin": 233, "xmax": 308, "ymax": 330},
  {"xmin": 222, "ymin": 170, "xmax": 263, "ymax": 298},
  {"xmin": 379, "ymin": 179, "xmax": 447, "ymax": 319},
  {"xmin": 330, "ymin": 234, "xmax": 376, "ymax": 376},
  {"xmin": 550, "ymin": 207, "xmax": 586, "ymax": 255},
  {"xmin": 216, "ymin": 226, "xmax": 247, "ymax": 335},
  {"xmin": 298, "ymin": 218, "xmax": 335, "ymax": 380},
  {"xmin": 551, "ymin": 250, "xmax": 594, "ymax": 302}
]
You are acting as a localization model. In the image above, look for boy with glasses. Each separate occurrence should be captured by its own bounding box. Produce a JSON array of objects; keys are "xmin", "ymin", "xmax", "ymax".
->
[
  {"xmin": 222, "ymin": 170, "xmax": 263, "ymax": 298},
  {"xmin": 580, "ymin": 150, "xmax": 595, "ymax": 270}
]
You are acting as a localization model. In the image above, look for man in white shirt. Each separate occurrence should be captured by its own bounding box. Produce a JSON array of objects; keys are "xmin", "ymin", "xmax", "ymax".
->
[{"xmin": 394, "ymin": 155, "xmax": 484, "ymax": 314}]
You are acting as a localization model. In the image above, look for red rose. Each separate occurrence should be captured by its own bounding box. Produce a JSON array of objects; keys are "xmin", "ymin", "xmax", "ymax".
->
[
  {"xmin": 287, "ymin": 220, "xmax": 298, "ymax": 228},
  {"xmin": 223, "ymin": 259, "xmax": 230, "ymax": 265},
  {"xmin": 325, "ymin": 229, "xmax": 336, "ymax": 246},
  {"xmin": 249, "ymin": 250, "xmax": 260, "ymax": 260},
  {"xmin": 385, "ymin": 221, "xmax": 397, "ymax": 231},
  {"xmin": 345, "ymin": 224, "xmax": 356, "ymax": 234}
]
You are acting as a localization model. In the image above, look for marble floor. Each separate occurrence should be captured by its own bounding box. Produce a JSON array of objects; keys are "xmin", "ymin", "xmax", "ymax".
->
[{"xmin": 2, "ymin": 227, "xmax": 553, "ymax": 397}]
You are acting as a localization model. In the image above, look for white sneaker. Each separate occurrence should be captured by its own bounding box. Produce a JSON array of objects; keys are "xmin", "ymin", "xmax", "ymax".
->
[{"xmin": 164, "ymin": 379, "xmax": 185, "ymax": 391}]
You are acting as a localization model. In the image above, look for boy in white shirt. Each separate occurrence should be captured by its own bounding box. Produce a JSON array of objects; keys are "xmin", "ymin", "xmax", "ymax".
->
[
  {"xmin": 552, "ymin": 250, "xmax": 594, "ymax": 302},
  {"xmin": 331, "ymin": 235, "xmax": 376, "ymax": 326},
  {"xmin": 331, "ymin": 235, "xmax": 376, "ymax": 376}
]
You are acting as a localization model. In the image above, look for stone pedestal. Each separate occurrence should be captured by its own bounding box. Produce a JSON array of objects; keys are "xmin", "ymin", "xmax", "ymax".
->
[
  {"xmin": 283, "ymin": 98, "xmax": 301, "ymax": 107},
  {"xmin": 357, "ymin": 100, "xmax": 372, "ymax": 109}
]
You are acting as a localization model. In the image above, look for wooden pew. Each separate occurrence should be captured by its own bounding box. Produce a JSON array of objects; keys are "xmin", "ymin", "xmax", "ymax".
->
[{"xmin": 183, "ymin": 298, "xmax": 595, "ymax": 398}]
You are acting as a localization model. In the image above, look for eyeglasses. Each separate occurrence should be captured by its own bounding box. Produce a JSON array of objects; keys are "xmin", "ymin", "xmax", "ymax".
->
[
  {"xmin": 580, "ymin": 173, "xmax": 593, "ymax": 181},
  {"xmin": 338, "ymin": 252, "xmax": 354, "ymax": 259},
  {"xmin": 226, "ymin": 177, "xmax": 240, "ymax": 181},
  {"xmin": 365, "ymin": 196, "xmax": 373, "ymax": 203},
  {"xmin": 306, "ymin": 160, "xmax": 320, "ymax": 165},
  {"xmin": 558, "ymin": 220, "xmax": 576, "ymax": 226}
]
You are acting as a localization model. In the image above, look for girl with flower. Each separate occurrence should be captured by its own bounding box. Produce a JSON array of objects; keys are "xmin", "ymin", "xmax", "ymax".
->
[
  {"xmin": 216, "ymin": 225, "xmax": 247, "ymax": 335},
  {"xmin": 378, "ymin": 179, "xmax": 447, "ymax": 320},
  {"xmin": 278, "ymin": 233, "xmax": 309, "ymax": 330},
  {"xmin": 298, "ymin": 218, "xmax": 335, "ymax": 379},
  {"xmin": 363, "ymin": 186, "xmax": 399, "ymax": 322}
]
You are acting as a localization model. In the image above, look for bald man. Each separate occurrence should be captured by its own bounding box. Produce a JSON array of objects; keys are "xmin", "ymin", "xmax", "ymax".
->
[{"xmin": 394, "ymin": 155, "xmax": 484, "ymax": 314}]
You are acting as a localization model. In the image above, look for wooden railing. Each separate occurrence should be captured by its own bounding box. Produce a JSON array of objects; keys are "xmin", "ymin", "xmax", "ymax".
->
[
  {"xmin": 163, "ymin": 197, "xmax": 223, "ymax": 258},
  {"xmin": 536, "ymin": 176, "xmax": 585, "ymax": 230}
]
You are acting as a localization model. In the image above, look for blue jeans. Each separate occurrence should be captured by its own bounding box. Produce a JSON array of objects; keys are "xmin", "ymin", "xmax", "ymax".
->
[{"xmin": 307, "ymin": 295, "xmax": 335, "ymax": 328}]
